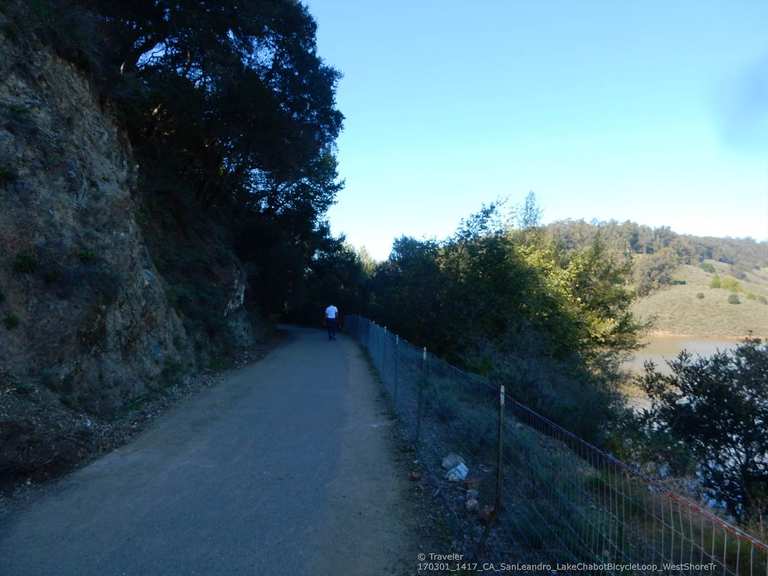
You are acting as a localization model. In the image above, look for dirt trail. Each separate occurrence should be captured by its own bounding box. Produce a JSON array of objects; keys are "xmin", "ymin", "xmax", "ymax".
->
[{"xmin": 0, "ymin": 327, "xmax": 429, "ymax": 575}]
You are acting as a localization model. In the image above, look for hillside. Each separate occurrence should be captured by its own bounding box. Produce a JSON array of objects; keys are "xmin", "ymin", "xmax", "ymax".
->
[
  {"xmin": 545, "ymin": 218, "xmax": 768, "ymax": 339},
  {"xmin": 632, "ymin": 261, "xmax": 768, "ymax": 338},
  {"xmin": 0, "ymin": 0, "xmax": 343, "ymax": 485}
]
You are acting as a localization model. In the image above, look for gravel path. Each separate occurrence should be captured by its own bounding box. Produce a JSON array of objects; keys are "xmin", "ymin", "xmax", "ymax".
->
[{"xmin": 0, "ymin": 327, "xmax": 428, "ymax": 575}]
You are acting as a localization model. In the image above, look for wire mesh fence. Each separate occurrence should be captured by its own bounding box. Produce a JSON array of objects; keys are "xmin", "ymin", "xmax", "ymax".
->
[{"xmin": 346, "ymin": 315, "xmax": 768, "ymax": 575}]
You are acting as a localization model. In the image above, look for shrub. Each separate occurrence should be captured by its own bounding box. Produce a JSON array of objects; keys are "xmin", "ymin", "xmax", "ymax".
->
[
  {"xmin": 3, "ymin": 313, "xmax": 19, "ymax": 330},
  {"xmin": 747, "ymin": 293, "xmax": 757, "ymax": 301},
  {"xmin": 77, "ymin": 249, "xmax": 97, "ymax": 263},
  {"xmin": 728, "ymin": 294, "xmax": 740, "ymax": 305},
  {"xmin": 0, "ymin": 166, "xmax": 17, "ymax": 186},
  {"xmin": 709, "ymin": 275, "xmax": 721, "ymax": 289},
  {"xmin": 12, "ymin": 252, "xmax": 38, "ymax": 274},
  {"xmin": 700, "ymin": 262, "xmax": 716, "ymax": 274},
  {"xmin": 633, "ymin": 339, "xmax": 768, "ymax": 520},
  {"xmin": 721, "ymin": 277, "xmax": 741, "ymax": 292},
  {"xmin": 759, "ymin": 296, "xmax": 768, "ymax": 305},
  {"xmin": 695, "ymin": 292, "xmax": 705, "ymax": 299},
  {"xmin": 42, "ymin": 269, "xmax": 60, "ymax": 285}
]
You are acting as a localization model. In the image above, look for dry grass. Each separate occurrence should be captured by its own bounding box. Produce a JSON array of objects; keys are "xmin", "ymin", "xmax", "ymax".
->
[{"xmin": 633, "ymin": 262, "xmax": 768, "ymax": 338}]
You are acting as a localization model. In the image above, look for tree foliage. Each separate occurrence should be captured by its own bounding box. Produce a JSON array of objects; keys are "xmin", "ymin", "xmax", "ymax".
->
[
  {"xmin": 546, "ymin": 219, "xmax": 768, "ymax": 296},
  {"xmin": 365, "ymin": 198, "xmax": 643, "ymax": 440},
  {"xmin": 8, "ymin": 0, "xmax": 346, "ymax": 318},
  {"xmin": 633, "ymin": 339, "xmax": 768, "ymax": 521}
]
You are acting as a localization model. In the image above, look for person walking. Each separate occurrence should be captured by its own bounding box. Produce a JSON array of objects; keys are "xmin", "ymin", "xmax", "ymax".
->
[{"xmin": 325, "ymin": 304, "xmax": 339, "ymax": 340}]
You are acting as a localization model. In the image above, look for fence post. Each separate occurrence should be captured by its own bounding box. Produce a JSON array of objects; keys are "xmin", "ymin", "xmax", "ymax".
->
[
  {"xmin": 394, "ymin": 335, "xmax": 399, "ymax": 408},
  {"xmin": 416, "ymin": 346, "xmax": 427, "ymax": 445},
  {"xmin": 383, "ymin": 326, "xmax": 388, "ymax": 388},
  {"xmin": 495, "ymin": 384, "xmax": 505, "ymax": 513}
]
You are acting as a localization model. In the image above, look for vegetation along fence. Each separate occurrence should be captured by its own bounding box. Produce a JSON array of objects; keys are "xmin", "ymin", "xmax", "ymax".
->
[{"xmin": 345, "ymin": 315, "xmax": 768, "ymax": 575}]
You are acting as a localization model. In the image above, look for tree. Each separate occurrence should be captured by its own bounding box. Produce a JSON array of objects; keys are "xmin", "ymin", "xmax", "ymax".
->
[
  {"xmin": 635, "ymin": 339, "xmax": 768, "ymax": 520},
  {"xmin": 367, "ymin": 200, "xmax": 643, "ymax": 441},
  {"xmin": 519, "ymin": 191, "xmax": 542, "ymax": 230}
]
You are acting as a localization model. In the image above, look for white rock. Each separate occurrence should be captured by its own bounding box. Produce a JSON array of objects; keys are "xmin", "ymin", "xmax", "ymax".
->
[
  {"xmin": 442, "ymin": 453, "xmax": 465, "ymax": 470},
  {"xmin": 445, "ymin": 462, "xmax": 469, "ymax": 482}
]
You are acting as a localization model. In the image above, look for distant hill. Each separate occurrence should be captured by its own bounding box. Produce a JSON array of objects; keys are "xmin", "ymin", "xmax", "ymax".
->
[
  {"xmin": 545, "ymin": 220, "xmax": 768, "ymax": 338},
  {"xmin": 631, "ymin": 261, "xmax": 768, "ymax": 338}
]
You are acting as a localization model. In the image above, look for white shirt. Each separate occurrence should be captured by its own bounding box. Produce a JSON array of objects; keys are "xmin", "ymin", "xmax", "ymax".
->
[{"xmin": 325, "ymin": 305, "xmax": 338, "ymax": 319}]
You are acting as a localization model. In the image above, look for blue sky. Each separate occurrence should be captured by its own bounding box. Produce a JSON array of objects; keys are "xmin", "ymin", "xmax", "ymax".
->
[{"xmin": 307, "ymin": 0, "xmax": 768, "ymax": 260}]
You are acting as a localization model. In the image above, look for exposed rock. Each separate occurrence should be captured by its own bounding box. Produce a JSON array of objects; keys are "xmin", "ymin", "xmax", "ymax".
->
[
  {"xmin": 0, "ymin": 19, "xmax": 261, "ymax": 481},
  {"xmin": 445, "ymin": 463, "xmax": 469, "ymax": 482},
  {"xmin": 441, "ymin": 453, "xmax": 465, "ymax": 470}
]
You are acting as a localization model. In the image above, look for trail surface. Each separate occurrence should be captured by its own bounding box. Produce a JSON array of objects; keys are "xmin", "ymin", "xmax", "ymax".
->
[{"xmin": 0, "ymin": 327, "xmax": 425, "ymax": 575}]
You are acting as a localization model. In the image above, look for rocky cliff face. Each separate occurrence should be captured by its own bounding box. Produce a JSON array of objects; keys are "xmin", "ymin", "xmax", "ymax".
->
[{"xmin": 0, "ymin": 17, "xmax": 258, "ymax": 480}]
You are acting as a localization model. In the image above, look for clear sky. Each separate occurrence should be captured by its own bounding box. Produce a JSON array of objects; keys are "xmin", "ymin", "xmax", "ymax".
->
[{"xmin": 307, "ymin": 0, "xmax": 768, "ymax": 260}]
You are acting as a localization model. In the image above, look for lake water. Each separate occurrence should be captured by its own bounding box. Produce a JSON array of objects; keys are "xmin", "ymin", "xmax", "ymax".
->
[
  {"xmin": 624, "ymin": 336, "xmax": 739, "ymax": 375},
  {"xmin": 623, "ymin": 336, "xmax": 739, "ymax": 410}
]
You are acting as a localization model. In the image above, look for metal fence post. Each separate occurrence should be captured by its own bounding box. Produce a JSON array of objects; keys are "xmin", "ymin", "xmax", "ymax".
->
[
  {"xmin": 394, "ymin": 335, "xmax": 399, "ymax": 408},
  {"xmin": 416, "ymin": 346, "xmax": 427, "ymax": 445},
  {"xmin": 496, "ymin": 384, "xmax": 505, "ymax": 513},
  {"xmin": 383, "ymin": 326, "xmax": 388, "ymax": 388}
]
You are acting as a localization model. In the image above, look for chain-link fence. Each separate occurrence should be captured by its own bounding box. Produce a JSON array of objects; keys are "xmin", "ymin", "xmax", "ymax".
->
[{"xmin": 346, "ymin": 315, "xmax": 768, "ymax": 575}]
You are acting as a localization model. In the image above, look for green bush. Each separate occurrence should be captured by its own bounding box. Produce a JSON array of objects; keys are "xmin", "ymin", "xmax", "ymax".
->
[
  {"xmin": 747, "ymin": 293, "xmax": 757, "ymax": 301},
  {"xmin": 709, "ymin": 275, "xmax": 721, "ymax": 289},
  {"xmin": 633, "ymin": 339, "xmax": 768, "ymax": 520},
  {"xmin": 12, "ymin": 252, "xmax": 37, "ymax": 274},
  {"xmin": 728, "ymin": 294, "xmax": 740, "ymax": 305},
  {"xmin": 77, "ymin": 249, "xmax": 98, "ymax": 263},
  {"xmin": 3, "ymin": 313, "xmax": 19, "ymax": 330},
  {"xmin": 700, "ymin": 262, "xmax": 716, "ymax": 274},
  {"xmin": 0, "ymin": 166, "xmax": 17, "ymax": 186},
  {"xmin": 721, "ymin": 277, "xmax": 741, "ymax": 292},
  {"xmin": 695, "ymin": 292, "xmax": 705, "ymax": 299},
  {"xmin": 759, "ymin": 296, "xmax": 768, "ymax": 305}
]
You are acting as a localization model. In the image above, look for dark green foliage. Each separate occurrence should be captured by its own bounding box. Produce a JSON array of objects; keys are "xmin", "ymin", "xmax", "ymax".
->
[
  {"xmin": 0, "ymin": 166, "xmax": 17, "ymax": 186},
  {"xmin": 696, "ymin": 292, "xmax": 705, "ymax": 299},
  {"xmin": 42, "ymin": 269, "xmax": 60, "ymax": 286},
  {"xmin": 366, "ymin": 200, "xmax": 642, "ymax": 442},
  {"xmin": 635, "ymin": 249, "xmax": 679, "ymax": 296},
  {"xmin": 632, "ymin": 339, "xmax": 768, "ymax": 520},
  {"xmin": 728, "ymin": 294, "xmax": 741, "ymax": 305},
  {"xmin": 546, "ymin": 220, "xmax": 768, "ymax": 294},
  {"xmin": 160, "ymin": 359, "xmax": 184, "ymax": 386},
  {"xmin": 12, "ymin": 252, "xmax": 37, "ymax": 274},
  {"xmin": 3, "ymin": 313, "xmax": 19, "ymax": 330},
  {"xmin": 77, "ymin": 249, "xmax": 97, "ymax": 263},
  {"xmin": 11, "ymin": 0, "xmax": 345, "ymax": 325}
]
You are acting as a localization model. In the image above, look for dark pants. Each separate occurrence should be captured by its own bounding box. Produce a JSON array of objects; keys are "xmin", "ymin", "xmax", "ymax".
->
[{"xmin": 326, "ymin": 318, "xmax": 337, "ymax": 340}]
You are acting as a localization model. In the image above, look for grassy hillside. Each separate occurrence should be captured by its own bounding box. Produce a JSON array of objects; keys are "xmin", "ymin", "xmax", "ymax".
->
[{"xmin": 632, "ymin": 260, "xmax": 768, "ymax": 338}]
